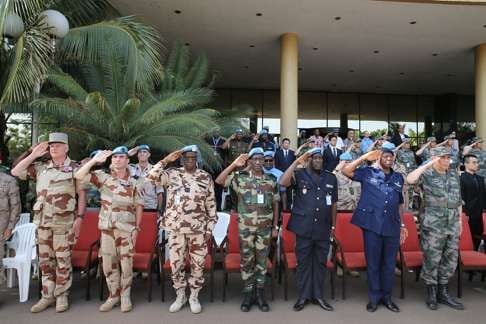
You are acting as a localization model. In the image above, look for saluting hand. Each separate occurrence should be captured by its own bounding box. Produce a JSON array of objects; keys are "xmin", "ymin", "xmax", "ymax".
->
[
  {"xmin": 232, "ymin": 154, "xmax": 248, "ymax": 168},
  {"xmin": 93, "ymin": 150, "xmax": 112, "ymax": 163},
  {"xmin": 425, "ymin": 156, "xmax": 440, "ymax": 168},
  {"xmin": 30, "ymin": 142, "xmax": 49, "ymax": 158},
  {"xmin": 361, "ymin": 150, "xmax": 381, "ymax": 162},
  {"xmin": 295, "ymin": 151, "xmax": 311, "ymax": 165},
  {"xmin": 162, "ymin": 150, "xmax": 183, "ymax": 164}
]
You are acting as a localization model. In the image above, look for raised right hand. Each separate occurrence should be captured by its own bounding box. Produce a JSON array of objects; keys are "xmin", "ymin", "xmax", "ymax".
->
[
  {"xmin": 92, "ymin": 150, "xmax": 113, "ymax": 163},
  {"xmin": 296, "ymin": 151, "xmax": 311, "ymax": 165},
  {"xmin": 361, "ymin": 150, "xmax": 381, "ymax": 162},
  {"xmin": 232, "ymin": 154, "xmax": 249, "ymax": 168},
  {"xmin": 162, "ymin": 150, "xmax": 183, "ymax": 164},
  {"xmin": 30, "ymin": 142, "xmax": 49, "ymax": 158}
]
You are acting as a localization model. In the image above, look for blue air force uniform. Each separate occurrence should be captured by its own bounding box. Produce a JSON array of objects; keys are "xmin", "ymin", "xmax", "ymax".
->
[
  {"xmin": 352, "ymin": 166, "xmax": 404, "ymax": 304},
  {"xmin": 287, "ymin": 168, "xmax": 337, "ymax": 300}
]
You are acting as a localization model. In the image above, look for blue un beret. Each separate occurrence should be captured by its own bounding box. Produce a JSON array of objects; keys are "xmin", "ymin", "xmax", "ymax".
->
[
  {"xmin": 381, "ymin": 141, "xmax": 396, "ymax": 153},
  {"xmin": 112, "ymin": 146, "xmax": 129, "ymax": 156},
  {"xmin": 308, "ymin": 147, "xmax": 323, "ymax": 156},
  {"xmin": 339, "ymin": 152, "xmax": 353, "ymax": 161},
  {"xmin": 138, "ymin": 144, "xmax": 150, "ymax": 152},
  {"xmin": 249, "ymin": 147, "xmax": 265, "ymax": 158},
  {"xmin": 263, "ymin": 151, "xmax": 275, "ymax": 158}
]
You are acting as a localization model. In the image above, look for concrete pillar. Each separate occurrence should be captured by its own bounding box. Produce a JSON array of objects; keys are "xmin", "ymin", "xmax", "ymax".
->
[
  {"xmin": 475, "ymin": 44, "xmax": 486, "ymax": 140},
  {"xmin": 280, "ymin": 33, "xmax": 298, "ymax": 148}
]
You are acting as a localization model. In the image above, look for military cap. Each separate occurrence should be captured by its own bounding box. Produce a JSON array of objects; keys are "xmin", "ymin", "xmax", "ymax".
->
[
  {"xmin": 472, "ymin": 136, "xmax": 483, "ymax": 143},
  {"xmin": 263, "ymin": 151, "xmax": 275, "ymax": 158},
  {"xmin": 48, "ymin": 132, "xmax": 68, "ymax": 144},
  {"xmin": 181, "ymin": 145, "xmax": 202, "ymax": 164},
  {"xmin": 259, "ymin": 129, "xmax": 268, "ymax": 135},
  {"xmin": 248, "ymin": 147, "xmax": 265, "ymax": 158},
  {"xmin": 339, "ymin": 152, "xmax": 353, "ymax": 161},
  {"xmin": 381, "ymin": 141, "xmax": 396, "ymax": 153},
  {"xmin": 112, "ymin": 146, "xmax": 129, "ymax": 156},
  {"xmin": 431, "ymin": 146, "xmax": 451, "ymax": 157},
  {"xmin": 427, "ymin": 136, "xmax": 436, "ymax": 142},
  {"xmin": 235, "ymin": 128, "xmax": 243, "ymax": 134},
  {"xmin": 444, "ymin": 134, "xmax": 456, "ymax": 140},
  {"xmin": 308, "ymin": 147, "xmax": 323, "ymax": 156},
  {"xmin": 138, "ymin": 144, "xmax": 150, "ymax": 152}
]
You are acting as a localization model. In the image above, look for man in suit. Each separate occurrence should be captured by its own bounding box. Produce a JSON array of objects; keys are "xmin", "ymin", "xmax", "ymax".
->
[
  {"xmin": 280, "ymin": 147, "xmax": 336, "ymax": 312},
  {"xmin": 275, "ymin": 138, "xmax": 296, "ymax": 172},
  {"xmin": 323, "ymin": 135, "xmax": 342, "ymax": 172},
  {"xmin": 342, "ymin": 142, "xmax": 408, "ymax": 313},
  {"xmin": 460, "ymin": 154, "xmax": 486, "ymax": 250},
  {"xmin": 391, "ymin": 124, "xmax": 409, "ymax": 147}
]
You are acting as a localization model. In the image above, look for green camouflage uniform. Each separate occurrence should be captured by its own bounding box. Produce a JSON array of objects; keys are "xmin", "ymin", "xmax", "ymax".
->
[
  {"xmin": 396, "ymin": 148, "xmax": 418, "ymax": 209},
  {"xmin": 0, "ymin": 173, "xmax": 21, "ymax": 285},
  {"xmin": 469, "ymin": 148, "xmax": 486, "ymax": 178},
  {"xmin": 227, "ymin": 139, "xmax": 249, "ymax": 165},
  {"xmin": 419, "ymin": 167, "xmax": 461, "ymax": 285},
  {"xmin": 449, "ymin": 147, "xmax": 460, "ymax": 171},
  {"xmin": 224, "ymin": 171, "xmax": 279, "ymax": 292},
  {"xmin": 17, "ymin": 158, "xmax": 79, "ymax": 299},
  {"xmin": 86, "ymin": 169, "xmax": 144, "ymax": 300},
  {"xmin": 334, "ymin": 171, "xmax": 361, "ymax": 211}
]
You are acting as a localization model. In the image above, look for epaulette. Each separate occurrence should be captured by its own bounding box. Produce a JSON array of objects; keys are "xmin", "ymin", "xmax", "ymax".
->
[{"xmin": 235, "ymin": 170, "xmax": 250, "ymax": 176}]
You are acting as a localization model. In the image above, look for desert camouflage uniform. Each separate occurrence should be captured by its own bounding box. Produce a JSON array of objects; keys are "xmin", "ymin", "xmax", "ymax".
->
[
  {"xmin": 224, "ymin": 171, "xmax": 279, "ymax": 292},
  {"xmin": 334, "ymin": 171, "xmax": 361, "ymax": 211},
  {"xmin": 129, "ymin": 163, "xmax": 164, "ymax": 210},
  {"xmin": 17, "ymin": 158, "xmax": 79, "ymax": 298},
  {"xmin": 0, "ymin": 173, "xmax": 21, "ymax": 284},
  {"xmin": 87, "ymin": 169, "xmax": 144, "ymax": 299},
  {"xmin": 396, "ymin": 149, "xmax": 418, "ymax": 210},
  {"xmin": 419, "ymin": 168, "xmax": 461, "ymax": 285},
  {"xmin": 469, "ymin": 148, "xmax": 486, "ymax": 179},
  {"xmin": 148, "ymin": 167, "xmax": 217, "ymax": 294}
]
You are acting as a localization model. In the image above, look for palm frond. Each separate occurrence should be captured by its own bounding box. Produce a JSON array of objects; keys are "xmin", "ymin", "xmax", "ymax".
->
[
  {"xmin": 46, "ymin": 67, "xmax": 88, "ymax": 100},
  {"xmin": 185, "ymin": 54, "xmax": 209, "ymax": 89},
  {"xmin": 51, "ymin": 0, "xmax": 118, "ymax": 27},
  {"xmin": 58, "ymin": 16, "xmax": 164, "ymax": 92}
]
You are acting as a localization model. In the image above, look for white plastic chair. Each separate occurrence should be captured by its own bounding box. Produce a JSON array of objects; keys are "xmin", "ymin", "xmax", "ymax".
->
[
  {"xmin": 2, "ymin": 223, "xmax": 37, "ymax": 302},
  {"xmin": 221, "ymin": 187, "xmax": 230, "ymax": 211},
  {"xmin": 5, "ymin": 213, "xmax": 31, "ymax": 250},
  {"xmin": 213, "ymin": 212, "xmax": 231, "ymax": 248}
]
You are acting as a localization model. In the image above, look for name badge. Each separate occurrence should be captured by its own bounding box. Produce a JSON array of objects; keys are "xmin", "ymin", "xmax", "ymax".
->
[
  {"xmin": 406, "ymin": 162, "xmax": 410, "ymax": 168},
  {"xmin": 214, "ymin": 151, "xmax": 219, "ymax": 156},
  {"xmin": 302, "ymin": 188, "xmax": 307, "ymax": 195},
  {"xmin": 174, "ymin": 195, "xmax": 180, "ymax": 205},
  {"xmin": 326, "ymin": 194, "xmax": 332, "ymax": 206},
  {"xmin": 257, "ymin": 194, "xmax": 265, "ymax": 204}
]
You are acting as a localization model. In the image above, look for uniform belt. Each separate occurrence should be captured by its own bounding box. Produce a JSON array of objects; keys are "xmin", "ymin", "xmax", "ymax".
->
[{"xmin": 424, "ymin": 200, "xmax": 460, "ymax": 209}]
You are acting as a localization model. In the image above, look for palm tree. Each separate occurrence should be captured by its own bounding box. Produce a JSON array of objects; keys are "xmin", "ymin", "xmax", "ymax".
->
[
  {"xmin": 30, "ymin": 43, "xmax": 237, "ymax": 170},
  {"xmin": 0, "ymin": 0, "xmax": 163, "ymax": 161}
]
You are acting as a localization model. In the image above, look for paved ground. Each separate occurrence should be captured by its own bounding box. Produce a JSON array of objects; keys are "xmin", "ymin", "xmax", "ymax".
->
[{"xmin": 1, "ymin": 269, "xmax": 485, "ymax": 324}]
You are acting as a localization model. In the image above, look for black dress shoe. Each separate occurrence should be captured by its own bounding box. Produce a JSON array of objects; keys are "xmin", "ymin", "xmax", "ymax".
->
[
  {"xmin": 293, "ymin": 299, "xmax": 307, "ymax": 312},
  {"xmin": 382, "ymin": 300, "xmax": 400, "ymax": 312},
  {"xmin": 313, "ymin": 298, "xmax": 334, "ymax": 311},
  {"xmin": 366, "ymin": 302, "xmax": 378, "ymax": 312}
]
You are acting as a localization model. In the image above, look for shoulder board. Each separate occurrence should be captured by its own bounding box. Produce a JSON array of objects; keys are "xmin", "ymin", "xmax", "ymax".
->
[{"xmin": 235, "ymin": 171, "xmax": 249, "ymax": 176}]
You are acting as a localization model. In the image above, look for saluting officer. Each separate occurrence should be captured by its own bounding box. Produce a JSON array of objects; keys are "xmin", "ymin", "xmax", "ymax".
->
[
  {"xmin": 342, "ymin": 142, "xmax": 408, "ymax": 313},
  {"xmin": 216, "ymin": 148, "xmax": 279, "ymax": 313},
  {"xmin": 280, "ymin": 147, "xmax": 336, "ymax": 312}
]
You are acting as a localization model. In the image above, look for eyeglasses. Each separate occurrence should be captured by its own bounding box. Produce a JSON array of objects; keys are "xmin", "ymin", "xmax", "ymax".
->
[{"xmin": 264, "ymin": 159, "xmax": 274, "ymax": 162}]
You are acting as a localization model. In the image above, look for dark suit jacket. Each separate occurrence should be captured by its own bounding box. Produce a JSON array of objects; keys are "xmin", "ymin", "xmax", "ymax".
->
[
  {"xmin": 460, "ymin": 172, "xmax": 486, "ymax": 232},
  {"xmin": 391, "ymin": 133, "xmax": 409, "ymax": 147},
  {"xmin": 323, "ymin": 146, "xmax": 342, "ymax": 172},
  {"xmin": 274, "ymin": 149, "xmax": 296, "ymax": 172}
]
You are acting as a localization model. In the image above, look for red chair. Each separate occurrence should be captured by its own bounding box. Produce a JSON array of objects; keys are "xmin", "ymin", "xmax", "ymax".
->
[
  {"xmin": 334, "ymin": 213, "xmax": 366, "ymax": 299},
  {"xmin": 222, "ymin": 213, "xmax": 276, "ymax": 301},
  {"xmin": 397, "ymin": 212, "xmax": 423, "ymax": 298},
  {"xmin": 280, "ymin": 212, "xmax": 335, "ymax": 300},
  {"xmin": 159, "ymin": 233, "xmax": 215, "ymax": 302},
  {"xmin": 457, "ymin": 214, "xmax": 486, "ymax": 297},
  {"xmin": 133, "ymin": 211, "xmax": 159, "ymax": 302},
  {"xmin": 71, "ymin": 208, "xmax": 101, "ymax": 300}
]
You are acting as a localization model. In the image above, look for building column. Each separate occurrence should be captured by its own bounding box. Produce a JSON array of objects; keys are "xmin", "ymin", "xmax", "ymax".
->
[
  {"xmin": 280, "ymin": 33, "xmax": 298, "ymax": 147},
  {"xmin": 475, "ymin": 44, "xmax": 486, "ymax": 140}
]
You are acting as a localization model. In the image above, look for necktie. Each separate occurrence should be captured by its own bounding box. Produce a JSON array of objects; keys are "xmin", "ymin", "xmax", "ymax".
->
[
  {"xmin": 285, "ymin": 150, "xmax": 288, "ymax": 158},
  {"xmin": 333, "ymin": 148, "xmax": 336, "ymax": 157}
]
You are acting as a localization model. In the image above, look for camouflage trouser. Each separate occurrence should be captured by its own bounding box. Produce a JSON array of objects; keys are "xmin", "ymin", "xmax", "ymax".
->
[
  {"xmin": 420, "ymin": 208, "xmax": 460, "ymax": 285},
  {"xmin": 101, "ymin": 229, "xmax": 133, "ymax": 298},
  {"xmin": 168, "ymin": 232, "xmax": 207, "ymax": 294},
  {"xmin": 38, "ymin": 226, "xmax": 75, "ymax": 298},
  {"xmin": 0, "ymin": 238, "xmax": 5, "ymax": 285},
  {"xmin": 239, "ymin": 224, "xmax": 272, "ymax": 292}
]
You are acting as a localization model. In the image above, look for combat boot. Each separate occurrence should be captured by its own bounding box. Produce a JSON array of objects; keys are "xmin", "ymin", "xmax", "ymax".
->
[
  {"xmin": 256, "ymin": 288, "xmax": 270, "ymax": 312},
  {"xmin": 99, "ymin": 297, "xmax": 120, "ymax": 312},
  {"xmin": 240, "ymin": 291, "xmax": 253, "ymax": 312},
  {"xmin": 55, "ymin": 295, "xmax": 69, "ymax": 312},
  {"xmin": 188, "ymin": 291, "xmax": 202, "ymax": 314},
  {"xmin": 31, "ymin": 297, "xmax": 56, "ymax": 313},
  {"xmin": 121, "ymin": 296, "xmax": 133, "ymax": 312},
  {"xmin": 425, "ymin": 285, "xmax": 438, "ymax": 310},
  {"xmin": 437, "ymin": 284, "xmax": 464, "ymax": 310},
  {"xmin": 169, "ymin": 289, "xmax": 187, "ymax": 313}
]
